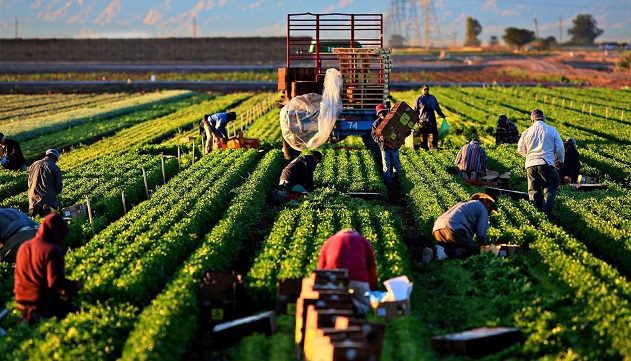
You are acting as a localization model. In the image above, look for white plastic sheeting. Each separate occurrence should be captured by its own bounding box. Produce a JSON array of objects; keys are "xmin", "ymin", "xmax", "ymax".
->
[{"xmin": 280, "ymin": 68, "xmax": 343, "ymax": 151}]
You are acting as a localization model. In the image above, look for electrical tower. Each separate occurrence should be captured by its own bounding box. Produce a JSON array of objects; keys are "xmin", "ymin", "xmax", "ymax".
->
[{"xmin": 385, "ymin": 0, "xmax": 441, "ymax": 49}]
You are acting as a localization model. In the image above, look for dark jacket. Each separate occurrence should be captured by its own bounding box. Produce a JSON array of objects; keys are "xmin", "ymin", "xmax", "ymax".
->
[
  {"xmin": 559, "ymin": 142, "xmax": 580, "ymax": 183},
  {"xmin": 14, "ymin": 214, "xmax": 79, "ymax": 305},
  {"xmin": 1, "ymin": 137, "xmax": 27, "ymax": 171},
  {"xmin": 28, "ymin": 156, "xmax": 63, "ymax": 210},
  {"xmin": 279, "ymin": 155, "xmax": 318, "ymax": 191},
  {"xmin": 413, "ymin": 94, "xmax": 445, "ymax": 127}
]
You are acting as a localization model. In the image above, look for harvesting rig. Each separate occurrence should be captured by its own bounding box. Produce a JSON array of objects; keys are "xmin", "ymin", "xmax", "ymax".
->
[{"xmin": 278, "ymin": 13, "xmax": 392, "ymax": 158}]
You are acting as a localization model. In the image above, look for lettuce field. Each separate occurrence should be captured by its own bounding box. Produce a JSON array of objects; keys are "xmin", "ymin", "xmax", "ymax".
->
[{"xmin": 1, "ymin": 86, "xmax": 631, "ymax": 360}]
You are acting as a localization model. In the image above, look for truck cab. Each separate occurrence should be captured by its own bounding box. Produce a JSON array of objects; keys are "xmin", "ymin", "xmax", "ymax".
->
[{"xmin": 278, "ymin": 13, "xmax": 391, "ymax": 157}]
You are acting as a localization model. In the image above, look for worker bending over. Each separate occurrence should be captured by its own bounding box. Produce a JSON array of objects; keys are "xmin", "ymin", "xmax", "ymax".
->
[
  {"xmin": 433, "ymin": 193, "xmax": 498, "ymax": 259},
  {"xmin": 318, "ymin": 229, "xmax": 378, "ymax": 317},
  {"xmin": 278, "ymin": 150, "xmax": 322, "ymax": 193},
  {"xmin": 0, "ymin": 208, "xmax": 39, "ymax": 263},
  {"xmin": 14, "ymin": 214, "xmax": 84, "ymax": 324},
  {"xmin": 0, "ymin": 132, "xmax": 27, "ymax": 171},
  {"xmin": 454, "ymin": 138, "xmax": 487, "ymax": 181},
  {"xmin": 200, "ymin": 112, "xmax": 237, "ymax": 154}
]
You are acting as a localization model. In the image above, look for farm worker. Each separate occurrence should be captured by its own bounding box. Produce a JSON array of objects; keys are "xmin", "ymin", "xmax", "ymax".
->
[
  {"xmin": 278, "ymin": 150, "xmax": 322, "ymax": 193},
  {"xmin": 557, "ymin": 137, "xmax": 580, "ymax": 184},
  {"xmin": 28, "ymin": 149, "xmax": 63, "ymax": 217},
  {"xmin": 495, "ymin": 114, "xmax": 520, "ymax": 145},
  {"xmin": 518, "ymin": 109, "xmax": 565, "ymax": 220},
  {"xmin": 413, "ymin": 85, "xmax": 446, "ymax": 151},
  {"xmin": 433, "ymin": 193, "xmax": 498, "ymax": 259},
  {"xmin": 317, "ymin": 229, "xmax": 378, "ymax": 317},
  {"xmin": 14, "ymin": 214, "xmax": 84, "ymax": 324},
  {"xmin": 454, "ymin": 138, "xmax": 487, "ymax": 181},
  {"xmin": 200, "ymin": 112, "xmax": 237, "ymax": 154},
  {"xmin": 371, "ymin": 104, "xmax": 403, "ymax": 187},
  {"xmin": 0, "ymin": 208, "xmax": 39, "ymax": 263},
  {"xmin": 0, "ymin": 132, "xmax": 27, "ymax": 171}
]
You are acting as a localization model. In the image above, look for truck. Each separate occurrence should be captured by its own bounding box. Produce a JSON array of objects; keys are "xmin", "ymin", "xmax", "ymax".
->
[{"xmin": 278, "ymin": 13, "xmax": 392, "ymax": 159}]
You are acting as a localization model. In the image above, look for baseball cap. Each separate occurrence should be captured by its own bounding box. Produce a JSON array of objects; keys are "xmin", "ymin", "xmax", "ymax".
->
[
  {"xmin": 498, "ymin": 114, "xmax": 508, "ymax": 123},
  {"xmin": 46, "ymin": 149, "xmax": 60, "ymax": 161},
  {"xmin": 423, "ymin": 85, "xmax": 430, "ymax": 90}
]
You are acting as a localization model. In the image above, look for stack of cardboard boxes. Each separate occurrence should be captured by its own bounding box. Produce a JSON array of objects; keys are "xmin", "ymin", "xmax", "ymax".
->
[
  {"xmin": 296, "ymin": 269, "xmax": 386, "ymax": 361},
  {"xmin": 278, "ymin": 67, "xmax": 322, "ymax": 103}
]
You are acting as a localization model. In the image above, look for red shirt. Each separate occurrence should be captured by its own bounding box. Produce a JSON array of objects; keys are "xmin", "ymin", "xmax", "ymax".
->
[
  {"xmin": 14, "ymin": 214, "xmax": 78, "ymax": 304},
  {"xmin": 317, "ymin": 230, "xmax": 378, "ymax": 290}
]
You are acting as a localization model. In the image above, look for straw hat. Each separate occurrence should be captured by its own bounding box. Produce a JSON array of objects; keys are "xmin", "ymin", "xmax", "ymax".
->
[{"xmin": 470, "ymin": 193, "xmax": 498, "ymax": 212}]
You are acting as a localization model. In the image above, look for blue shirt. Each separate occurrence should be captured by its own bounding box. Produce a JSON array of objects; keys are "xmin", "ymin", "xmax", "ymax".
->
[
  {"xmin": 208, "ymin": 112, "xmax": 231, "ymax": 140},
  {"xmin": 433, "ymin": 200, "xmax": 490, "ymax": 243}
]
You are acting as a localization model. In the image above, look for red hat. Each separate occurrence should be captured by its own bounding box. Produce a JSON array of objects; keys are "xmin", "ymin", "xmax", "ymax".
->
[{"xmin": 375, "ymin": 104, "xmax": 388, "ymax": 115}]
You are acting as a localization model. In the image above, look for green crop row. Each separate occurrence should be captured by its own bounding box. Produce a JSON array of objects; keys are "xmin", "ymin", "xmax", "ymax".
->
[
  {"xmin": 0, "ymin": 93, "xmax": 143, "ymax": 123},
  {"xmin": 4, "ymin": 90, "xmax": 194, "ymax": 142},
  {"xmin": 314, "ymin": 149, "xmax": 386, "ymax": 193},
  {"xmin": 120, "ymin": 149, "xmax": 285, "ymax": 361}
]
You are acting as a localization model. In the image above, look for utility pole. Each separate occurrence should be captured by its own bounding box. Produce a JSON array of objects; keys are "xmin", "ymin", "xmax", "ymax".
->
[
  {"xmin": 559, "ymin": 15, "xmax": 562, "ymax": 44},
  {"xmin": 424, "ymin": 0, "xmax": 430, "ymax": 50},
  {"xmin": 15, "ymin": 17, "xmax": 18, "ymax": 39},
  {"xmin": 193, "ymin": 15, "xmax": 197, "ymax": 37},
  {"xmin": 533, "ymin": 18, "xmax": 539, "ymax": 38}
]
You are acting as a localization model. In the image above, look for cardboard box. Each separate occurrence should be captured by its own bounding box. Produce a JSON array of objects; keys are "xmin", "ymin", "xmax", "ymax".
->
[
  {"xmin": 61, "ymin": 204, "xmax": 87, "ymax": 220},
  {"xmin": 199, "ymin": 271, "xmax": 245, "ymax": 326},
  {"xmin": 376, "ymin": 101, "xmax": 417, "ymax": 149},
  {"xmin": 372, "ymin": 299, "xmax": 410, "ymax": 322},
  {"xmin": 431, "ymin": 327, "xmax": 525, "ymax": 358},
  {"xmin": 481, "ymin": 170, "xmax": 511, "ymax": 187},
  {"xmin": 303, "ymin": 306, "xmax": 355, "ymax": 360},
  {"xmin": 480, "ymin": 244, "xmax": 522, "ymax": 257},
  {"xmin": 578, "ymin": 175, "xmax": 597, "ymax": 184},
  {"xmin": 277, "ymin": 278, "xmax": 303, "ymax": 315},
  {"xmin": 311, "ymin": 341, "xmax": 381, "ymax": 361}
]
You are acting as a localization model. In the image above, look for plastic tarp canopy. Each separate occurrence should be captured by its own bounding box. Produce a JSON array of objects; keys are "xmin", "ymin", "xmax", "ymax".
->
[{"xmin": 280, "ymin": 68, "xmax": 343, "ymax": 151}]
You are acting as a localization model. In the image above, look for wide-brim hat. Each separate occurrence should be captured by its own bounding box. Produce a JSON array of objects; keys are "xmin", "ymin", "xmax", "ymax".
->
[{"xmin": 470, "ymin": 193, "xmax": 498, "ymax": 212}]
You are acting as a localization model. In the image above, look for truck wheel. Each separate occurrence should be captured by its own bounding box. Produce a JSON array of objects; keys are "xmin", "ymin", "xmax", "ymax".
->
[{"xmin": 282, "ymin": 138, "xmax": 301, "ymax": 161}]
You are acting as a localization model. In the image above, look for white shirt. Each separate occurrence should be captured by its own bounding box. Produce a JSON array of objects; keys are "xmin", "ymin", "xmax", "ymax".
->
[{"xmin": 517, "ymin": 120, "xmax": 565, "ymax": 168}]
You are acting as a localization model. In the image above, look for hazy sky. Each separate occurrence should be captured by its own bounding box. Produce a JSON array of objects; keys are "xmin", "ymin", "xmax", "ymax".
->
[{"xmin": 1, "ymin": 0, "xmax": 629, "ymax": 45}]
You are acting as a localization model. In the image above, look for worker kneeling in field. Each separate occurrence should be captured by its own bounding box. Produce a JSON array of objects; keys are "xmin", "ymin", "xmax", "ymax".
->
[
  {"xmin": 454, "ymin": 138, "xmax": 486, "ymax": 181},
  {"xmin": 14, "ymin": 214, "xmax": 84, "ymax": 325},
  {"xmin": 200, "ymin": 111, "xmax": 237, "ymax": 154},
  {"xmin": 0, "ymin": 208, "xmax": 39, "ymax": 263},
  {"xmin": 318, "ymin": 229, "xmax": 378, "ymax": 317},
  {"xmin": 433, "ymin": 193, "xmax": 498, "ymax": 259},
  {"xmin": 278, "ymin": 150, "xmax": 322, "ymax": 194}
]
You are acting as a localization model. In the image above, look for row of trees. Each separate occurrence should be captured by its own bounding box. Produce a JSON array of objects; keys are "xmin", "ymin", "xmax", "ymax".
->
[{"xmin": 465, "ymin": 14, "xmax": 603, "ymax": 50}]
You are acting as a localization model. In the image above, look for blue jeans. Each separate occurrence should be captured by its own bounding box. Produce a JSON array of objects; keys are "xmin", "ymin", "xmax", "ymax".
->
[
  {"xmin": 380, "ymin": 147, "xmax": 401, "ymax": 185},
  {"xmin": 526, "ymin": 164, "xmax": 560, "ymax": 214}
]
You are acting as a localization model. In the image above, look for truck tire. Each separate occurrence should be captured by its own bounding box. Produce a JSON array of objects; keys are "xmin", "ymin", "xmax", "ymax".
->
[{"xmin": 282, "ymin": 138, "xmax": 301, "ymax": 161}]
